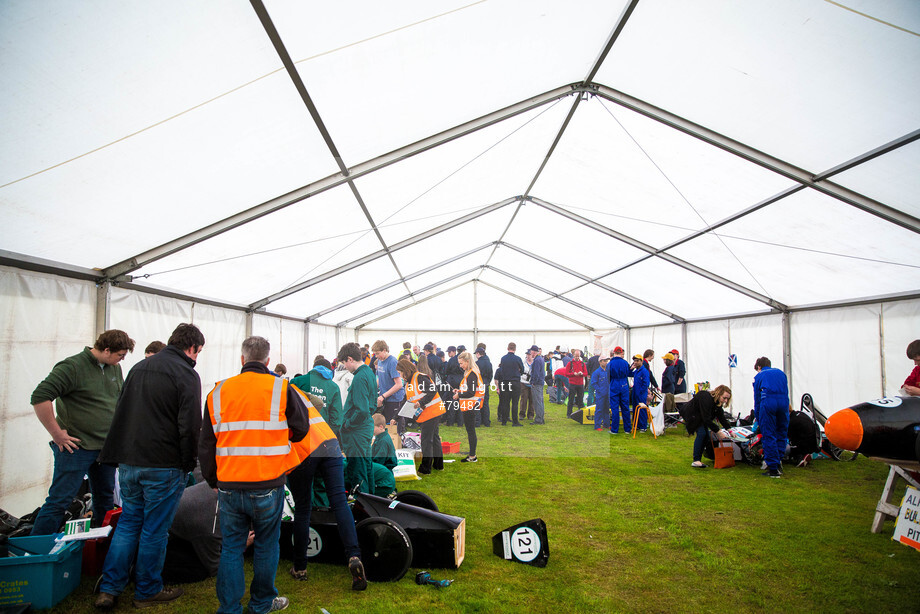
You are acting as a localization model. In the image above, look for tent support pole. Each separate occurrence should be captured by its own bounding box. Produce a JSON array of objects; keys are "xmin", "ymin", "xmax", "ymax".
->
[
  {"xmin": 782, "ymin": 312, "xmax": 792, "ymax": 393},
  {"xmin": 681, "ymin": 323, "xmax": 688, "ymax": 383},
  {"xmin": 95, "ymin": 282, "xmax": 110, "ymax": 337},
  {"xmin": 473, "ymin": 280, "xmax": 479, "ymax": 349},
  {"xmin": 879, "ymin": 306, "xmax": 886, "ymax": 397},
  {"xmin": 303, "ymin": 323, "xmax": 311, "ymax": 374}
]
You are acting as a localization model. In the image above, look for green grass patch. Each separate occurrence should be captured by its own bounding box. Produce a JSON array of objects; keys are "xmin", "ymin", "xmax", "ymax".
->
[{"xmin": 52, "ymin": 403, "xmax": 919, "ymax": 613}]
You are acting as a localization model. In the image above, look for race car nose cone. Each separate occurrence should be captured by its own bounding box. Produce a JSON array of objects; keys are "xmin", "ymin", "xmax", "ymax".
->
[{"xmin": 824, "ymin": 407, "xmax": 863, "ymax": 452}]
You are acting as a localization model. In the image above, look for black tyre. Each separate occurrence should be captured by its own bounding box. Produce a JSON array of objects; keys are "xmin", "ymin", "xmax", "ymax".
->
[
  {"xmin": 393, "ymin": 490, "xmax": 439, "ymax": 512},
  {"xmin": 355, "ymin": 517, "xmax": 413, "ymax": 582}
]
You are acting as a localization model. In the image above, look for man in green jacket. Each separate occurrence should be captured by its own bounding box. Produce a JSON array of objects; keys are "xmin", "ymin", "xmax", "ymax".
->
[
  {"xmin": 30, "ymin": 330, "xmax": 136, "ymax": 535},
  {"xmin": 337, "ymin": 342, "xmax": 376, "ymax": 495},
  {"xmin": 290, "ymin": 357, "xmax": 343, "ymax": 437}
]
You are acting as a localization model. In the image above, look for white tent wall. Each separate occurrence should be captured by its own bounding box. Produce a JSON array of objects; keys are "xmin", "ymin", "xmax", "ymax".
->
[
  {"xmin": 305, "ymin": 322, "xmax": 343, "ymax": 371},
  {"xmin": 719, "ymin": 314, "xmax": 784, "ymax": 416},
  {"xmin": 0, "ymin": 266, "xmax": 97, "ymax": 514},
  {"xmin": 881, "ymin": 300, "xmax": 920, "ymax": 397},
  {"xmin": 191, "ymin": 304, "xmax": 248, "ymax": 394},
  {"xmin": 624, "ymin": 324, "xmax": 680, "ymax": 362},
  {"xmin": 792, "ymin": 305, "xmax": 881, "ymax": 415},
  {"xmin": 791, "ymin": 300, "xmax": 920, "ymax": 416},
  {"xmin": 252, "ymin": 314, "xmax": 305, "ymax": 374},
  {"xmin": 110, "ymin": 286, "xmax": 249, "ymax": 411},
  {"xmin": 109, "ymin": 287, "xmax": 193, "ymax": 378}
]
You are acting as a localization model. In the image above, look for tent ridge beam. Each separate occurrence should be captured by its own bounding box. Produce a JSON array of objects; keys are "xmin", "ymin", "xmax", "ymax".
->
[
  {"xmin": 485, "ymin": 265, "xmax": 628, "ymax": 328},
  {"xmin": 338, "ymin": 267, "xmax": 483, "ymax": 327},
  {"xmin": 354, "ymin": 279, "xmax": 474, "ymax": 330},
  {"xmin": 477, "ymin": 279, "xmax": 594, "ymax": 331},
  {"xmin": 251, "ymin": 0, "xmax": 410, "ymax": 296},
  {"xmin": 497, "ymin": 241, "xmax": 684, "ymax": 322},
  {"xmin": 103, "ymin": 84, "xmax": 575, "ymax": 280},
  {"xmin": 813, "ymin": 128, "xmax": 920, "ymax": 182},
  {"xmin": 529, "ymin": 197, "xmax": 787, "ymax": 312},
  {"xmin": 582, "ymin": 0, "xmax": 640, "ymax": 84},
  {"xmin": 249, "ymin": 198, "xmax": 516, "ymax": 311},
  {"xmin": 593, "ymin": 84, "xmax": 920, "ymax": 234},
  {"xmin": 305, "ymin": 242, "xmax": 497, "ymax": 322}
]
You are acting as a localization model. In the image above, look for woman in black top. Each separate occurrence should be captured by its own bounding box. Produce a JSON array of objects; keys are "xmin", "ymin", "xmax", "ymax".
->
[
  {"xmin": 396, "ymin": 358, "xmax": 444, "ymax": 475},
  {"xmin": 680, "ymin": 385, "xmax": 732, "ymax": 468}
]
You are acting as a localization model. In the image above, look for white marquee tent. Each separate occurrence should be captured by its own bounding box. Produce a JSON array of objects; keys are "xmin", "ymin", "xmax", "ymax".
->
[{"xmin": 1, "ymin": 0, "xmax": 919, "ymax": 512}]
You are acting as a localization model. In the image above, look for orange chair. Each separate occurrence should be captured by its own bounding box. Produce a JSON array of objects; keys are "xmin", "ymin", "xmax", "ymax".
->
[{"xmin": 630, "ymin": 403, "xmax": 657, "ymax": 439}]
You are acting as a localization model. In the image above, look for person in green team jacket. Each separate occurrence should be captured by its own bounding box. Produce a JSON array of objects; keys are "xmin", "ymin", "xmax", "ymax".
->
[
  {"xmin": 337, "ymin": 342, "xmax": 376, "ymax": 495},
  {"xmin": 290, "ymin": 357, "xmax": 343, "ymax": 438}
]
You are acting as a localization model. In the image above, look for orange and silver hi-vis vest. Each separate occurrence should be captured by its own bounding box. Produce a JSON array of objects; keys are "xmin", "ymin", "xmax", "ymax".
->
[
  {"xmin": 407, "ymin": 372, "xmax": 445, "ymax": 423},
  {"xmin": 457, "ymin": 371, "xmax": 485, "ymax": 412},
  {"xmin": 290, "ymin": 387, "xmax": 337, "ymax": 463},
  {"xmin": 207, "ymin": 372, "xmax": 301, "ymax": 483}
]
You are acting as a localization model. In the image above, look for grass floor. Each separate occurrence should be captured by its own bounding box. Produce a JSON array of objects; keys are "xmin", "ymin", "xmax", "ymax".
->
[{"xmin": 50, "ymin": 402, "xmax": 919, "ymax": 613}]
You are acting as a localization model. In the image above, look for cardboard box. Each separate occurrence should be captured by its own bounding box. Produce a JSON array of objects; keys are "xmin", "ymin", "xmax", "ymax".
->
[
  {"xmin": 0, "ymin": 534, "xmax": 83, "ymax": 610},
  {"xmin": 387, "ymin": 424, "xmax": 402, "ymax": 450}
]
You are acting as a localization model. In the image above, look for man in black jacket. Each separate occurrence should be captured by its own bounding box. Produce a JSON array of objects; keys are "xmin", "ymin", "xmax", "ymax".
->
[
  {"xmin": 498, "ymin": 342, "xmax": 525, "ymax": 426},
  {"xmin": 475, "ymin": 346, "xmax": 493, "ymax": 427},
  {"xmin": 95, "ymin": 323, "xmax": 205, "ymax": 610}
]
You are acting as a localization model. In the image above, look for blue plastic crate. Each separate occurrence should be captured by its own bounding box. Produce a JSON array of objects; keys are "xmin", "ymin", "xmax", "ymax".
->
[{"xmin": 0, "ymin": 534, "xmax": 83, "ymax": 610}]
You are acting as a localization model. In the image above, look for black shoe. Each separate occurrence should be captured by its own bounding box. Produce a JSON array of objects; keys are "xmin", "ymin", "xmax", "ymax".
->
[
  {"xmin": 762, "ymin": 469, "xmax": 782, "ymax": 478},
  {"xmin": 268, "ymin": 596, "xmax": 290, "ymax": 612},
  {"xmin": 461, "ymin": 456, "xmax": 478, "ymax": 463},
  {"xmin": 349, "ymin": 557, "xmax": 367, "ymax": 591},
  {"xmin": 512, "ymin": 423, "xmax": 523, "ymax": 427},
  {"xmin": 133, "ymin": 586, "xmax": 184, "ymax": 608}
]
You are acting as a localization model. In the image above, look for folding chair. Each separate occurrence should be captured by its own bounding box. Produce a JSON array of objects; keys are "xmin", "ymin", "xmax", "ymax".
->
[{"xmin": 631, "ymin": 403, "xmax": 657, "ymax": 439}]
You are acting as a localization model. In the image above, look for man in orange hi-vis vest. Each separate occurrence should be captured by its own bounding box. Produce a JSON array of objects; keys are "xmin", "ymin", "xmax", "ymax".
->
[{"xmin": 199, "ymin": 336, "xmax": 309, "ymax": 614}]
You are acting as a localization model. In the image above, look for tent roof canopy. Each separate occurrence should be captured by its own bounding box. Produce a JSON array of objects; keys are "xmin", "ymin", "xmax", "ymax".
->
[{"xmin": 2, "ymin": 0, "xmax": 918, "ymax": 331}]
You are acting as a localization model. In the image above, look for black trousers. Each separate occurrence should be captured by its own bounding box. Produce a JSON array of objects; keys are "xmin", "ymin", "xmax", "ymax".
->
[
  {"xmin": 478, "ymin": 385, "xmax": 491, "ymax": 426},
  {"xmin": 498, "ymin": 380, "xmax": 521, "ymax": 425},
  {"xmin": 567, "ymin": 384, "xmax": 585, "ymax": 415},
  {"xmin": 418, "ymin": 419, "xmax": 443, "ymax": 473},
  {"xmin": 462, "ymin": 410, "xmax": 478, "ymax": 457}
]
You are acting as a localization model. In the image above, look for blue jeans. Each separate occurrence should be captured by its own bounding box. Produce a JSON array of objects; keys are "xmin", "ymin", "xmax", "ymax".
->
[
  {"xmin": 531, "ymin": 384, "xmax": 545, "ymax": 424},
  {"xmin": 100, "ymin": 465, "xmax": 186, "ymax": 598},
  {"xmin": 554, "ymin": 376, "xmax": 568, "ymax": 404},
  {"xmin": 31, "ymin": 443, "xmax": 116, "ymax": 535},
  {"xmin": 693, "ymin": 425, "xmax": 709, "ymax": 462},
  {"xmin": 217, "ymin": 486, "xmax": 284, "ymax": 614},
  {"xmin": 287, "ymin": 440, "xmax": 360, "ymax": 570}
]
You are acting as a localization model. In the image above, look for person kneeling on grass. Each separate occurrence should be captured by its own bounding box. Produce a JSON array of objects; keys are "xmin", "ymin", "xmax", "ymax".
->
[
  {"xmin": 679, "ymin": 385, "xmax": 732, "ymax": 468},
  {"xmin": 371, "ymin": 413, "xmax": 398, "ymax": 474}
]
